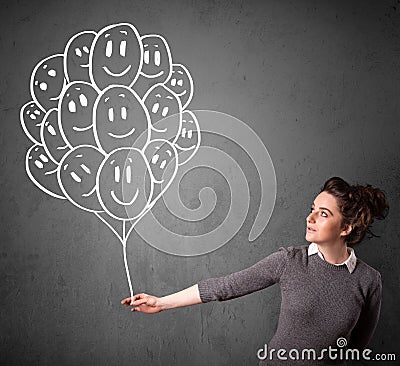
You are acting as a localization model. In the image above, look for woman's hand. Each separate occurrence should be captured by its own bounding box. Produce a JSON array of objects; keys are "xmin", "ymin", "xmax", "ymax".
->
[
  {"xmin": 121, "ymin": 285, "xmax": 202, "ymax": 313},
  {"xmin": 121, "ymin": 293, "xmax": 163, "ymax": 313}
]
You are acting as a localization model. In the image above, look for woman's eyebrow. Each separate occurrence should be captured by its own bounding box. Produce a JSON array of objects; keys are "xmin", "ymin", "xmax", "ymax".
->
[
  {"xmin": 311, "ymin": 203, "xmax": 334, "ymax": 216},
  {"xmin": 320, "ymin": 207, "xmax": 334, "ymax": 216},
  {"xmin": 320, "ymin": 207, "xmax": 333, "ymax": 216}
]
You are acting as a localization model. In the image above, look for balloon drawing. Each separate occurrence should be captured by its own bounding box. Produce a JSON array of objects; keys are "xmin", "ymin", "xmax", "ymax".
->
[
  {"xmin": 21, "ymin": 22, "xmax": 277, "ymax": 299},
  {"xmin": 21, "ymin": 22, "xmax": 200, "ymax": 299}
]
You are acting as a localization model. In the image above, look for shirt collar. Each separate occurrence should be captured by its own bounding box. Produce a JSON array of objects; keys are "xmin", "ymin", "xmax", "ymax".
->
[{"xmin": 308, "ymin": 242, "xmax": 357, "ymax": 273}]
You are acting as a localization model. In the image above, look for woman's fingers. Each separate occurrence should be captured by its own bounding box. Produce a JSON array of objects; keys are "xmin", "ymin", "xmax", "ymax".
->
[
  {"xmin": 121, "ymin": 293, "xmax": 161, "ymax": 314},
  {"xmin": 120, "ymin": 297, "xmax": 133, "ymax": 305},
  {"xmin": 132, "ymin": 296, "xmax": 155, "ymax": 306},
  {"xmin": 133, "ymin": 293, "xmax": 148, "ymax": 301},
  {"xmin": 121, "ymin": 293, "xmax": 148, "ymax": 305}
]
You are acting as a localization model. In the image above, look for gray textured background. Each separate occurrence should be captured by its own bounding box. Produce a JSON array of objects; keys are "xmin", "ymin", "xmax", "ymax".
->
[{"xmin": 1, "ymin": 0, "xmax": 399, "ymax": 365}]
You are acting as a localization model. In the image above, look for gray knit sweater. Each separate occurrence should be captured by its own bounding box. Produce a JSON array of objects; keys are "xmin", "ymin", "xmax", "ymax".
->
[{"xmin": 197, "ymin": 245, "xmax": 382, "ymax": 365}]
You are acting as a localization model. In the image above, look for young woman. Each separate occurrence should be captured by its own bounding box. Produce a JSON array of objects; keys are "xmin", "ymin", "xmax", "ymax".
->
[{"xmin": 121, "ymin": 177, "xmax": 388, "ymax": 365}]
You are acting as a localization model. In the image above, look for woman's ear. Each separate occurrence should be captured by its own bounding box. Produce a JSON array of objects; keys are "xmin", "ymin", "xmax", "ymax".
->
[{"xmin": 340, "ymin": 224, "xmax": 353, "ymax": 237}]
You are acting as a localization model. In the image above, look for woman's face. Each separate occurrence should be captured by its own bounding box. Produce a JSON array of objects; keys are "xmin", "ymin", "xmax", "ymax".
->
[{"xmin": 305, "ymin": 191, "xmax": 350, "ymax": 245}]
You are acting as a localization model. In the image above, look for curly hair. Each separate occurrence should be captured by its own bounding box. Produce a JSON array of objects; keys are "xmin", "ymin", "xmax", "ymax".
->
[{"xmin": 321, "ymin": 177, "xmax": 389, "ymax": 245}]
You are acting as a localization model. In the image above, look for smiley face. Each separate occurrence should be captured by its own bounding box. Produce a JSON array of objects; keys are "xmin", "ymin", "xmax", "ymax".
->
[
  {"xmin": 132, "ymin": 35, "xmax": 172, "ymax": 98},
  {"xmin": 59, "ymin": 81, "xmax": 98, "ymax": 147},
  {"xmin": 165, "ymin": 64, "xmax": 193, "ymax": 110},
  {"xmin": 144, "ymin": 139, "xmax": 178, "ymax": 184},
  {"xmin": 40, "ymin": 109, "xmax": 71, "ymax": 164},
  {"xmin": 143, "ymin": 84, "xmax": 182, "ymax": 141},
  {"xmin": 143, "ymin": 139, "xmax": 178, "ymax": 211},
  {"xmin": 93, "ymin": 85, "xmax": 150, "ymax": 153},
  {"xmin": 97, "ymin": 148, "xmax": 153, "ymax": 220},
  {"xmin": 141, "ymin": 35, "xmax": 172, "ymax": 80},
  {"xmin": 30, "ymin": 54, "xmax": 66, "ymax": 111},
  {"xmin": 174, "ymin": 110, "xmax": 201, "ymax": 166},
  {"xmin": 58, "ymin": 145, "xmax": 105, "ymax": 212},
  {"xmin": 26, "ymin": 144, "xmax": 65, "ymax": 199},
  {"xmin": 64, "ymin": 30, "xmax": 96, "ymax": 83},
  {"xmin": 20, "ymin": 100, "xmax": 46, "ymax": 145},
  {"xmin": 90, "ymin": 23, "xmax": 143, "ymax": 90}
]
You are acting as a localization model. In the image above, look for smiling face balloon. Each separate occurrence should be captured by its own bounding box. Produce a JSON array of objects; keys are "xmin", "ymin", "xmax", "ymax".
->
[
  {"xmin": 143, "ymin": 84, "xmax": 182, "ymax": 141},
  {"xmin": 20, "ymin": 100, "xmax": 46, "ymax": 145},
  {"xmin": 165, "ymin": 64, "xmax": 193, "ymax": 110},
  {"xmin": 141, "ymin": 35, "xmax": 171, "ymax": 80},
  {"xmin": 26, "ymin": 145, "xmax": 65, "ymax": 199},
  {"xmin": 174, "ymin": 110, "xmax": 201, "ymax": 166},
  {"xmin": 90, "ymin": 23, "xmax": 143, "ymax": 91},
  {"xmin": 59, "ymin": 81, "xmax": 98, "ymax": 147},
  {"xmin": 94, "ymin": 85, "xmax": 150, "ymax": 153},
  {"xmin": 144, "ymin": 139, "xmax": 178, "ymax": 185},
  {"xmin": 58, "ymin": 145, "xmax": 105, "ymax": 212},
  {"xmin": 20, "ymin": 21, "xmax": 204, "ymax": 301},
  {"xmin": 132, "ymin": 35, "xmax": 172, "ymax": 98},
  {"xmin": 97, "ymin": 148, "xmax": 153, "ymax": 220},
  {"xmin": 64, "ymin": 30, "xmax": 96, "ymax": 83},
  {"xmin": 30, "ymin": 54, "xmax": 66, "ymax": 111},
  {"xmin": 144, "ymin": 139, "xmax": 178, "ymax": 208},
  {"xmin": 40, "ymin": 109, "xmax": 70, "ymax": 163}
]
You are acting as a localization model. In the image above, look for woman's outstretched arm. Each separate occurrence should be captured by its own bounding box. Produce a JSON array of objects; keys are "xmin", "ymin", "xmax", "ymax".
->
[
  {"xmin": 122, "ymin": 247, "xmax": 289, "ymax": 313},
  {"xmin": 121, "ymin": 284, "xmax": 202, "ymax": 313}
]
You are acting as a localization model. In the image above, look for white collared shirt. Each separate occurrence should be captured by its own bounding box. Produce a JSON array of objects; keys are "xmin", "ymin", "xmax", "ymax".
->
[{"xmin": 308, "ymin": 242, "xmax": 357, "ymax": 273}]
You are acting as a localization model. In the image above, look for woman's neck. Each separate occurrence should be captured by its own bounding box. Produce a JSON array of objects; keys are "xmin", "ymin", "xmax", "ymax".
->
[{"xmin": 316, "ymin": 241, "xmax": 349, "ymax": 264}]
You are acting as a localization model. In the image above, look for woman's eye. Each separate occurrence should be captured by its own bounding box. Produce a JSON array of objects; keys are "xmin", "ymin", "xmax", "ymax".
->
[{"xmin": 321, "ymin": 211, "xmax": 328, "ymax": 217}]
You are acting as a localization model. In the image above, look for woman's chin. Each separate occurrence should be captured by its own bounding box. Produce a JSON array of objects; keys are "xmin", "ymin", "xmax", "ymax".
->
[{"xmin": 306, "ymin": 233, "xmax": 316, "ymax": 242}]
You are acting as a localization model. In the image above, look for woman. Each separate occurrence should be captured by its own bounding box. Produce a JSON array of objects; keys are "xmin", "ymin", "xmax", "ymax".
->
[{"xmin": 121, "ymin": 177, "xmax": 388, "ymax": 365}]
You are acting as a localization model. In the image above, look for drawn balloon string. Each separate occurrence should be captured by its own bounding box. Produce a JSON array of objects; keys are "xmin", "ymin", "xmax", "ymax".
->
[
  {"xmin": 20, "ymin": 22, "xmax": 276, "ymax": 299},
  {"xmin": 21, "ymin": 22, "xmax": 200, "ymax": 299}
]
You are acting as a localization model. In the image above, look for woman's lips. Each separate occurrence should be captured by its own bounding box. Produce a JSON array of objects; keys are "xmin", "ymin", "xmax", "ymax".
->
[{"xmin": 307, "ymin": 227, "xmax": 316, "ymax": 232}]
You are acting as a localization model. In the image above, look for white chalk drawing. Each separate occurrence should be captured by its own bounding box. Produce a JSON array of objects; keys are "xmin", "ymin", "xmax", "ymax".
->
[
  {"xmin": 30, "ymin": 54, "xmax": 66, "ymax": 111},
  {"xmin": 20, "ymin": 22, "xmax": 276, "ymax": 299},
  {"xmin": 58, "ymin": 145, "xmax": 105, "ymax": 212},
  {"xmin": 165, "ymin": 64, "xmax": 193, "ymax": 110},
  {"xmin": 26, "ymin": 144, "xmax": 66, "ymax": 200},
  {"xmin": 134, "ymin": 34, "xmax": 172, "ymax": 98},
  {"xmin": 93, "ymin": 85, "xmax": 150, "ymax": 153},
  {"xmin": 64, "ymin": 30, "xmax": 97, "ymax": 83},
  {"xmin": 142, "ymin": 139, "xmax": 179, "ymax": 209},
  {"xmin": 20, "ymin": 100, "xmax": 46, "ymax": 145},
  {"xmin": 143, "ymin": 83, "xmax": 182, "ymax": 142},
  {"xmin": 89, "ymin": 23, "xmax": 143, "ymax": 91},
  {"xmin": 58, "ymin": 81, "xmax": 99, "ymax": 148},
  {"xmin": 174, "ymin": 110, "xmax": 201, "ymax": 166},
  {"xmin": 40, "ymin": 108, "xmax": 71, "ymax": 163}
]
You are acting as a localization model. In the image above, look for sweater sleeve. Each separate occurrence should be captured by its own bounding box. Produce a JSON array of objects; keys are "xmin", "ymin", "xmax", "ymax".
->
[
  {"xmin": 348, "ymin": 271, "xmax": 382, "ymax": 350},
  {"xmin": 197, "ymin": 247, "xmax": 288, "ymax": 303}
]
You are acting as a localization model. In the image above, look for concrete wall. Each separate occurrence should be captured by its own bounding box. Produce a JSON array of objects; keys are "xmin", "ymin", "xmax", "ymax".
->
[{"xmin": 1, "ymin": 0, "xmax": 399, "ymax": 365}]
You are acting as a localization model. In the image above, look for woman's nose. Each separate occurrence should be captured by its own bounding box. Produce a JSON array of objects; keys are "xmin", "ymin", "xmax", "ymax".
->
[{"xmin": 307, "ymin": 212, "xmax": 315, "ymax": 223}]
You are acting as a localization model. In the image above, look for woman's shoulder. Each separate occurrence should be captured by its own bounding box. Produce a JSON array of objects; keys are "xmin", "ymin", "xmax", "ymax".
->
[
  {"xmin": 354, "ymin": 257, "xmax": 382, "ymax": 286},
  {"xmin": 275, "ymin": 244, "xmax": 309, "ymax": 257},
  {"xmin": 269, "ymin": 244, "xmax": 309, "ymax": 266},
  {"xmin": 350, "ymin": 256, "xmax": 382, "ymax": 298}
]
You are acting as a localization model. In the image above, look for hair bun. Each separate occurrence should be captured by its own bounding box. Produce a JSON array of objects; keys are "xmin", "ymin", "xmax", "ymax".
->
[
  {"xmin": 322, "ymin": 177, "xmax": 389, "ymax": 244},
  {"xmin": 351, "ymin": 184, "xmax": 388, "ymax": 221}
]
